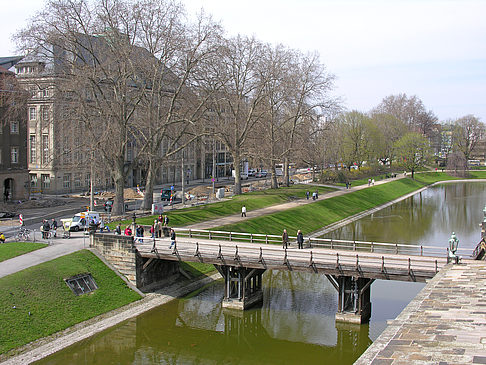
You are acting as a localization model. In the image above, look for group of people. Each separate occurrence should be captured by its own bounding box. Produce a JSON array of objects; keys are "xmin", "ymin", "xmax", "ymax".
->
[
  {"xmin": 305, "ymin": 191, "xmax": 319, "ymax": 200},
  {"xmin": 282, "ymin": 229, "xmax": 304, "ymax": 249},
  {"xmin": 150, "ymin": 214, "xmax": 170, "ymax": 238},
  {"xmin": 40, "ymin": 218, "xmax": 58, "ymax": 239},
  {"xmin": 114, "ymin": 214, "xmax": 175, "ymax": 248}
]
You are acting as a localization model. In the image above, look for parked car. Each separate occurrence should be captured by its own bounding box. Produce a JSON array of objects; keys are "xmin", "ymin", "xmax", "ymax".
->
[
  {"xmin": 248, "ymin": 169, "xmax": 256, "ymax": 177},
  {"xmin": 256, "ymin": 170, "xmax": 268, "ymax": 178},
  {"xmin": 104, "ymin": 199, "xmax": 114, "ymax": 212},
  {"xmin": 69, "ymin": 211, "xmax": 100, "ymax": 232}
]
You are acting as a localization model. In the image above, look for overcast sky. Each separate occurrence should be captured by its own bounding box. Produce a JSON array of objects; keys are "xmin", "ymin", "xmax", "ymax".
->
[{"xmin": 1, "ymin": 0, "xmax": 485, "ymax": 122}]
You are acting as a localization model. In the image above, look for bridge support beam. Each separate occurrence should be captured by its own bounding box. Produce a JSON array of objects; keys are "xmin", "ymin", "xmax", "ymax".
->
[
  {"xmin": 328, "ymin": 276, "xmax": 374, "ymax": 324},
  {"xmin": 216, "ymin": 265, "xmax": 266, "ymax": 310}
]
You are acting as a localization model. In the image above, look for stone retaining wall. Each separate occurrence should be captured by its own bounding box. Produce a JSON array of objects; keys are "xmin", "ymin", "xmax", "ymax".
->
[{"xmin": 90, "ymin": 233, "xmax": 137, "ymax": 284}]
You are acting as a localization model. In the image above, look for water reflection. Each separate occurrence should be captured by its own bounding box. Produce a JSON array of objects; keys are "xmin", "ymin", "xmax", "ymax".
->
[{"xmin": 36, "ymin": 273, "xmax": 373, "ymax": 365}]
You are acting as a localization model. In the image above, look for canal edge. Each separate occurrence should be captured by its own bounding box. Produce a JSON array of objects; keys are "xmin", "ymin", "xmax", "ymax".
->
[{"xmin": 0, "ymin": 272, "xmax": 222, "ymax": 365}]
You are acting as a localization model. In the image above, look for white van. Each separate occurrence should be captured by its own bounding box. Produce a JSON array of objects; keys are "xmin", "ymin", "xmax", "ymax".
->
[{"xmin": 69, "ymin": 211, "xmax": 100, "ymax": 232}]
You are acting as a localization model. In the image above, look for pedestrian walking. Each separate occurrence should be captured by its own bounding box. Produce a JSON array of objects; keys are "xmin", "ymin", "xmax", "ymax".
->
[
  {"xmin": 0, "ymin": 232, "xmax": 5, "ymax": 243},
  {"xmin": 297, "ymin": 230, "xmax": 304, "ymax": 249},
  {"xmin": 169, "ymin": 228, "xmax": 176, "ymax": 249},
  {"xmin": 315, "ymin": 190, "xmax": 318, "ymax": 199},
  {"xmin": 372, "ymin": 178, "xmax": 375, "ymax": 186},
  {"xmin": 312, "ymin": 192, "xmax": 316, "ymax": 200},
  {"xmin": 163, "ymin": 215, "xmax": 169, "ymax": 226},
  {"xmin": 282, "ymin": 229, "xmax": 289, "ymax": 249},
  {"xmin": 51, "ymin": 218, "xmax": 58, "ymax": 237},
  {"xmin": 42, "ymin": 219, "xmax": 50, "ymax": 239},
  {"xmin": 306, "ymin": 191, "xmax": 310, "ymax": 200},
  {"xmin": 124, "ymin": 226, "xmax": 132, "ymax": 236},
  {"xmin": 157, "ymin": 219, "xmax": 163, "ymax": 238},
  {"xmin": 368, "ymin": 178, "xmax": 371, "ymax": 186},
  {"xmin": 241, "ymin": 205, "xmax": 247, "ymax": 217},
  {"xmin": 115, "ymin": 224, "xmax": 121, "ymax": 235}
]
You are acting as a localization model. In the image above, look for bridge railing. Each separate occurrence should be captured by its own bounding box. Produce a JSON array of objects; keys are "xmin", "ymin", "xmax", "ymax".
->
[
  {"xmin": 173, "ymin": 228, "xmax": 473, "ymax": 259},
  {"xmin": 148, "ymin": 238, "xmax": 447, "ymax": 279}
]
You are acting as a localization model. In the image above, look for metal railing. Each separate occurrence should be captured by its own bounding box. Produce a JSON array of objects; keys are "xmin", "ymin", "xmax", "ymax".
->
[
  {"xmin": 142, "ymin": 238, "xmax": 446, "ymax": 280},
  {"xmin": 167, "ymin": 228, "xmax": 472, "ymax": 259}
]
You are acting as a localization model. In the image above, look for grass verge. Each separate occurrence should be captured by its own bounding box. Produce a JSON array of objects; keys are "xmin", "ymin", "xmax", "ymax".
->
[
  {"xmin": 0, "ymin": 242, "xmax": 48, "ymax": 262},
  {"xmin": 0, "ymin": 250, "xmax": 141, "ymax": 355},
  {"xmin": 109, "ymin": 185, "xmax": 335, "ymax": 229},
  {"xmin": 180, "ymin": 261, "xmax": 216, "ymax": 278},
  {"xmin": 217, "ymin": 178, "xmax": 426, "ymax": 235}
]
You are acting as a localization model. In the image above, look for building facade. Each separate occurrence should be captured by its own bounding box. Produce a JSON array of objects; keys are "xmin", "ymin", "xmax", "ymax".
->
[{"xmin": 0, "ymin": 64, "xmax": 29, "ymax": 201}]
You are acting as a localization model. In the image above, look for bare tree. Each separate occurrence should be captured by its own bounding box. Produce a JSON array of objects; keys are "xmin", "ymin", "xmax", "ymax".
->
[
  {"xmin": 372, "ymin": 93, "xmax": 438, "ymax": 137},
  {"xmin": 131, "ymin": 6, "xmax": 222, "ymax": 210},
  {"xmin": 452, "ymin": 114, "xmax": 484, "ymax": 170},
  {"xmin": 200, "ymin": 35, "xmax": 267, "ymax": 195}
]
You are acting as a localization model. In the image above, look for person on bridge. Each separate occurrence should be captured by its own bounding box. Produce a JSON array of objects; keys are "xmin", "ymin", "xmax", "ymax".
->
[
  {"xmin": 297, "ymin": 230, "xmax": 304, "ymax": 249},
  {"xmin": 282, "ymin": 229, "xmax": 289, "ymax": 249},
  {"xmin": 169, "ymin": 228, "xmax": 176, "ymax": 249},
  {"xmin": 241, "ymin": 205, "xmax": 247, "ymax": 217}
]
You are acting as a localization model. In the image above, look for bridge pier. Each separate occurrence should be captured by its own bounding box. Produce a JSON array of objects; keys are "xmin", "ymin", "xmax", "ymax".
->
[
  {"xmin": 327, "ymin": 275, "xmax": 374, "ymax": 324},
  {"xmin": 215, "ymin": 265, "xmax": 266, "ymax": 310}
]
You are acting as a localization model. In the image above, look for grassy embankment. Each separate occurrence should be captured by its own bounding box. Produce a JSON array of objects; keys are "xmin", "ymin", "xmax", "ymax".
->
[
  {"xmin": 0, "ymin": 242, "xmax": 47, "ymax": 262},
  {"xmin": 109, "ymin": 184, "xmax": 335, "ymax": 229},
  {"xmin": 216, "ymin": 171, "xmax": 486, "ymax": 235},
  {"xmin": 0, "ymin": 250, "xmax": 141, "ymax": 355}
]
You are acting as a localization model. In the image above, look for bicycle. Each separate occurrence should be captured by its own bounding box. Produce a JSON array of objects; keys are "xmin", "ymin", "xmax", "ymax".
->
[{"xmin": 16, "ymin": 227, "xmax": 32, "ymax": 241}]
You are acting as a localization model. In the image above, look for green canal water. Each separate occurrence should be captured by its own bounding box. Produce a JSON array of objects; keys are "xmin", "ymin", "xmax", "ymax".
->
[{"xmin": 35, "ymin": 182, "xmax": 486, "ymax": 365}]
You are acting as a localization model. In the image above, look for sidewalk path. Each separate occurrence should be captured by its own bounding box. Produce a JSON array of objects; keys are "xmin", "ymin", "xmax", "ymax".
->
[
  {"xmin": 0, "ymin": 233, "xmax": 88, "ymax": 279},
  {"xmin": 185, "ymin": 177, "xmax": 404, "ymax": 230}
]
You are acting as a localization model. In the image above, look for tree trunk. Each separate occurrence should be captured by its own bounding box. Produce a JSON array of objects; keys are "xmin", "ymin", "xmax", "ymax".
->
[
  {"xmin": 233, "ymin": 154, "xmax": 242, "ymax": 195},
  {"xmin": 141, "ymin": 160, "xmax": 155, "ymax": 210},
  {"xmin": 112, "ymin": 157, "xmax": 126, "ymax": 215},
  {"xmin": 283, "ymin": 157, "xmax": 290, "ymax": 187},
  {"xmin": 271, "ymin": 165, "xmax": 278, "ymax": 189}
]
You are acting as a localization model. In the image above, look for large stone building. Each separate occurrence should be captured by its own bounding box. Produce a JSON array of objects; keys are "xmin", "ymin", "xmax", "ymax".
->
[{"xmin": 0, "ymin": 61, "xmax": 29, "ymax": 201}]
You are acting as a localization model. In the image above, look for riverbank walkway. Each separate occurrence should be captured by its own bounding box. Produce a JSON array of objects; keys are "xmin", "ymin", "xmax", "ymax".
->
[
  {"xmin": 355, "ymin": 261, "xmax": 486, "ymax": 364},
  {"xmin": 185, "ymin": 176, "xmax": 403, "ymax": 230}
]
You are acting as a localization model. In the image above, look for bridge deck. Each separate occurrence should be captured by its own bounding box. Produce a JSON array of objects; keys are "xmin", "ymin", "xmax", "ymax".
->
[
  {"xmin": 135, "ymin": 235, "xmax": 462, "ymax": 282},
  {"xmin": 355, "ymin": 261, "xmax": 486, "ymax": 364}
]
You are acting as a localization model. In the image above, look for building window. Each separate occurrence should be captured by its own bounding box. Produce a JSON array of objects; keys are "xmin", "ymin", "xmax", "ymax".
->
[
  {"xmin": 63, "ymin": 174, "xmax": 71, "ymax": 189},
  {"xmin": 85, "ymin": 173, "xmax": 90, "ymax": 187},
  {"xmin": 41, "ymin": 174, "xmax": 50, "ymax": 189},
  {"xmin": 10, "ymin": 121, "xmax": 19, "ymax": 134},
  {"xmin": 11, "ymin": 147, "xmax": 18, "ymax": 164},
  {"xmin": 74, "ymin": 174, "xmax": 81, "ymax": 188},
  {"xmin": 42, "ymin": 88, "xmax": 49, "ymax": 98},
  {"xmin": 30, "ymin": 86, "xmax": 37, "ymax": 98},
  {"xmin": 29, "ymin": 107, "xmax": 37, "ymax": 121},
  {"xmin": 41, "ymin": 106, "xmax": 50, "ymax": 121},
  {"xmin": 30, "ymin": 174, "xmax": 38, "ymax": 188},
  {"xmin": 29, "ymin": 135, "xmax": 36, "ymax": 164},
  {"xmin": 42, "ymin": 134, "xmax": 49, "ymax": 165}
]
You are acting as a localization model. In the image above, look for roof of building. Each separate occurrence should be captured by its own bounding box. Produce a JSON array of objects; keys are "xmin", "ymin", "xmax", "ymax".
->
[{"xmin": 0, "ymin": 56, "xmax": 23, "ymax": 67}]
